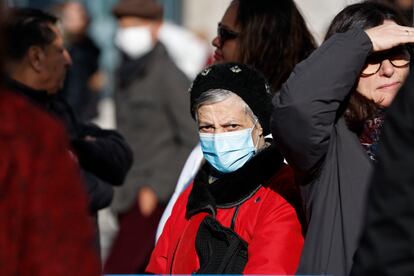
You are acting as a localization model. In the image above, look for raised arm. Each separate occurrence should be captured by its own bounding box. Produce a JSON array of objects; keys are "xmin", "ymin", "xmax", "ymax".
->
[
  {"xmin": 271, "ymin": 28, "xmax": 372, "ymax": 175},
  {"xmin": 272, "ymin": 22, "xmax": 414, "ymax": 176}
]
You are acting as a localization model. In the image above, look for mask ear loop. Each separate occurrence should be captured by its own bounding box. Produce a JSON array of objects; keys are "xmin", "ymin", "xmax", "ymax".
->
[{"xmin": 251, "ymin": 119, "xmax": 260, "ymax": 151}]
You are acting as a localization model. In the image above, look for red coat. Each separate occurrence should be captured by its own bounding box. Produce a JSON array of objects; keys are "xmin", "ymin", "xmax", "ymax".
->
[
  {"xmin": 146, "ymin": 145, "xmax": 304, "ymax": 274},
  {"xmin": 0, "ymin": 90, "xmax": 100, "ymax": 275}
]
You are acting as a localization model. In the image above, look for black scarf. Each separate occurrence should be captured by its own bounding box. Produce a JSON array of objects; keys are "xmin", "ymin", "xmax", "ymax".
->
[{"xmin": 186, "ymin": 143, "xmax": 285, "ymax": 218}]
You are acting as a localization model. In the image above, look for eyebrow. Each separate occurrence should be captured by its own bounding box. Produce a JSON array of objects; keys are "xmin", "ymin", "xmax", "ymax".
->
[
  {"xmin": 198, "ymin": 119, "xmax": 240, "ymax": 126},
  {"xmin": 198, "ymin": 121, "xmax": 212, "ymax": 127}
]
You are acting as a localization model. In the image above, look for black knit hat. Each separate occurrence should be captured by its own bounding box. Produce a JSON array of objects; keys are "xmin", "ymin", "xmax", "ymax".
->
[{"xmin": 189, "ymin": 63, "xmax": 273, "ymax": 135}]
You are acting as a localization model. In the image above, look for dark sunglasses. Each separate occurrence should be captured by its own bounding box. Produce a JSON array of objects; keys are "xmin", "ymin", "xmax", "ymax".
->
[{"xmin": 217, "ymin": 23, "xmax": 240, "ymax": 44}]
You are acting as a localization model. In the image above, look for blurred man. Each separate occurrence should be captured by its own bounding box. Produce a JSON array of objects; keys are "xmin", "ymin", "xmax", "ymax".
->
[
  {"xmin": 0, "ymin": 3, "xmax": 100, "ymax": 275},
  {"xmin": 3, "ymin": 7, "xmax": 133, "ymax": 253},
  {"xmin": 105, "ymin": 0, "xmax": 198, "ymax": 273},
  {"xmin": 59, "ymin": 1, "xmax": 102, "ymax": 121}
]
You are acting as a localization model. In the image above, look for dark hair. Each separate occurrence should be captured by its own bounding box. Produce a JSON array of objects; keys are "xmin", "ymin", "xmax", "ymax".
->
[
  {"xmin": 234, "ymin": 0, "xmax": 316, "ymax": 93},
  {"xmin": 4, "ymin": 8, "xmax": 58, "ymax": 61},
  {"xmin": 325, "ymin": 1, "xmax": 409, "ymax": 134}
]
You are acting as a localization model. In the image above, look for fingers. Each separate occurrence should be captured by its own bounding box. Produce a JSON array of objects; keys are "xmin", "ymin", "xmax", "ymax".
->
[
  {"xmin": 365, "ymin": 21, "xmax": 414, "ymax": 52},
  {"xmin": 399, "ymin": 24, "xmax": 414, "ymax": 37}
]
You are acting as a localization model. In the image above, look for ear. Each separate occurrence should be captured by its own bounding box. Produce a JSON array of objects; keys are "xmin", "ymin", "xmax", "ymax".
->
[
  {"xmin": 27, "ymin": 46, "xmax": 45, "ymax": 73},
  {"xmin": 150, "ymin": 21, "xmax": 162, "ymax": 42}
]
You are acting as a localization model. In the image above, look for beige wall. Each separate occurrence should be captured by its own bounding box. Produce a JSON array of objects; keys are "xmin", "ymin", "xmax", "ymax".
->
[
  {"xmin": 295, "ymin": 0, "xmax": 361, "ymax": 44},
  {"xmin": 182, "ymin": 0, "xmax": 232, "ymax": 52}
]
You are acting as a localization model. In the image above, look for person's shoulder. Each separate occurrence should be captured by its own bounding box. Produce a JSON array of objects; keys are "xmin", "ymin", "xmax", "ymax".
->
[
  {"xmin": 176, "ymin": 182, "xmax": 194, "ymax": 206},
  {"xmin": 0, "ymin": 90, "xmax": 68, "ymax": 145},
  {"xmin": 262, "ymin": 165, "xmax": 298, "ymax": 204},
  {"xmin": 164, "ymin": 182, "xmax": 194, "ymax": 232},
  {"xmin": 170, "ymin": 182, "xmax": 194, "ymax": 214},
  {"xmin": 267, "ymin": 165, "xmax": 295, "ymax": 190},
  {"xmin": 151, "ymin": 43, "xmax": 190, "ymax": 80}
]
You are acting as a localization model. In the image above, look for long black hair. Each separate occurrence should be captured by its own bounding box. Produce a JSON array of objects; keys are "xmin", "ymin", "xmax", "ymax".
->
[{"xmin": 233, "ymin": 0, "xmax": 316, "ymax": 93}]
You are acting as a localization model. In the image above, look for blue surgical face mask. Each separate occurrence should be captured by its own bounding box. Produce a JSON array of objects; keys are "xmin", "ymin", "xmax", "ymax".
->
[{"xmin": 199, "ymin": 125, "xmax": 258, "ymax": 174}]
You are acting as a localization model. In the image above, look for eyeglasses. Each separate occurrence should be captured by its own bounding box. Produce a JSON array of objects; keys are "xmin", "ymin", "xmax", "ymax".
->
[
  {"xmin": 217, "ymin": 23, "xmax": 239, "ymax": 44},
  {"xmin": 361, "ymin": 46, "xmax": 411, "ymax": 77}
]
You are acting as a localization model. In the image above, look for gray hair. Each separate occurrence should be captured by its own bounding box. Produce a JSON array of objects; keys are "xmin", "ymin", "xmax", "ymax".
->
[{"xmin": 193, "ymin": 89, "xmax": 258, "ymax": 123}]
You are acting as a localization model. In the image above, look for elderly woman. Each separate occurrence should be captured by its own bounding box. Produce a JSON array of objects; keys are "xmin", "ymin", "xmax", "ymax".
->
[
  {"xmin": 146, "ymin": 63, "xmax": 303, "ymax": 274},
  {"xmin": 156, "ymin": 0, "xmax": 315, "ymax": 240},
  {"xmin": 271, "ymin": 2, "xmax": 414, "ymax": 276}
]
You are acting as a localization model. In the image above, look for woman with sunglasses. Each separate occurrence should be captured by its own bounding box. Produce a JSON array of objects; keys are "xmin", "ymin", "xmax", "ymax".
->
[
  {"xmin": 212, "ymin": 0, "xmax": 315, "ymax": 92},
  {"xmin": 271, "ymin": 2, "xmax": 414, "ymax": 276}
]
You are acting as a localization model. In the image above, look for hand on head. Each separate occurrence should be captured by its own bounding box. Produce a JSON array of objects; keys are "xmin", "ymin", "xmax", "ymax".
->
[{"xmin": 365, "ymin": 20, "xmax": 414, "ymax": 52}]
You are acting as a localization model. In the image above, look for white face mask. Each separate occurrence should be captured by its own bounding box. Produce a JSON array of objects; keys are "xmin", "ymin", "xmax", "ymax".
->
[{"xmin": 115, "ymin": 26, "xmax": 153, "ymax": 59}]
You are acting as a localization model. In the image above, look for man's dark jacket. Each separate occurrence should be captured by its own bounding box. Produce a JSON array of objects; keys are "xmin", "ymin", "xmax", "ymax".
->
[
  {"xmin": 113, "ymin": 42, "xmax": 198, "ymax": 213},
  {"xmin": 62, "ymin": 35, "xmax": 100, "ymax": 121},
  {"xmin": 5, "ymin": 77, "xmax": 133, "ymax": 213}
]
